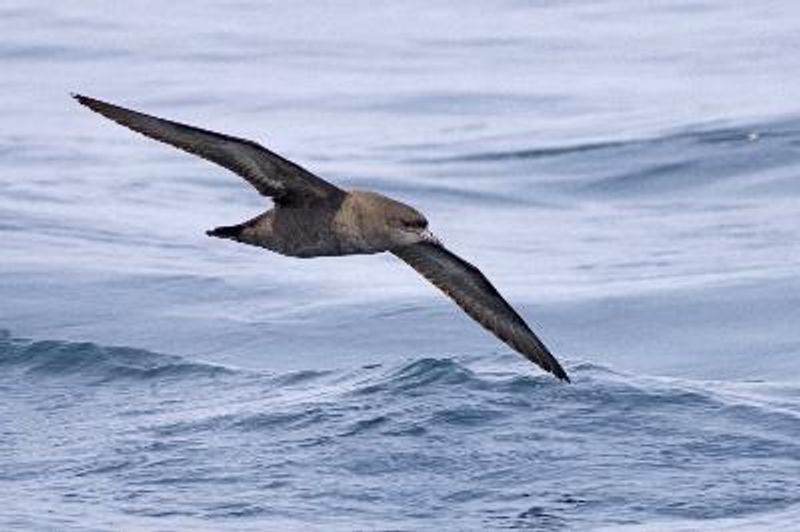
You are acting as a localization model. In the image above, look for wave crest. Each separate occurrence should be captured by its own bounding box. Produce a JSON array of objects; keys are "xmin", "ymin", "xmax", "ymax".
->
[{"xmin": 0, "ymin": 331, "xmax": 232, "ymax": 382}]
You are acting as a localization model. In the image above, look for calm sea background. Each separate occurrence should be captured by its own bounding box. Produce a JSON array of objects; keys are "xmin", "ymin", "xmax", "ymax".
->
[{"xmin": 2, "ymin": 1, "xmax": 800, "ymax": 530}]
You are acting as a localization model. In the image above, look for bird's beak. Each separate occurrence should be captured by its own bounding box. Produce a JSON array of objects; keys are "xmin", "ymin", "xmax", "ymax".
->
[{"xmin": 420, "ymin": 229, "xmax": 441, "ymax": 245}]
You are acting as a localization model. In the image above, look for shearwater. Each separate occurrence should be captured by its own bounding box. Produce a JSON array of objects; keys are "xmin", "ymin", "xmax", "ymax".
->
[{"xmin": 74, "ymin": 94, "xmax": 569, "ymax": 381}]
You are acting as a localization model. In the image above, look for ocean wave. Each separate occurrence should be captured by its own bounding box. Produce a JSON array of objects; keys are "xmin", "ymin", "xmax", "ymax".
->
[
  {"xmin": 600, "ymin": 502, "xmax": 800, "ymax": 532},
  {"xmin": 430, "ymin": 119, "xmax": 800, "ymax": 164},
  {"xmin": 413, "ymin": 117, "xmax": 800, "ymax": 199},
  {"xmin": 424, "ymin": 138, "xmax": 626, "ymax": 163},
  {"xmin": 3, "ymin": 331, "xmax": 799, "ymax": 529},
  {"xmin": 5, "ymin": 330, "xmax": 798, "ymax": 420},
  {"xmin": 5, "ymin": 329, "xmax": 798, "ymax": 473},
  {"xmin": 0, "ymin": 330, "xmax": 233, "ymax": 382}
]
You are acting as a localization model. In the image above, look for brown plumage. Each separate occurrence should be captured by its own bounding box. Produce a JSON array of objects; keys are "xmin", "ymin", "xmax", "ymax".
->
[{"xmin": 74, "ymin": 94, "xmax": 570, "ymax": 382}]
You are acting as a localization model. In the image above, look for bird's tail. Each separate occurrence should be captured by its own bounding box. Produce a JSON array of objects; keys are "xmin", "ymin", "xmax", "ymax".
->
[
  {"xmin": 206, "ymin": 223, "xmax": 246, "ymax": 240},
  {"xmin": 206, "ymin": 212, "xmax": 270, "ymax": 246}
]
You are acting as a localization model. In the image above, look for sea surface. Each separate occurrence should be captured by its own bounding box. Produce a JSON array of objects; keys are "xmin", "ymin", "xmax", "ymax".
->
[{"xmin": 2, "ymin": 1, "xmax": 800, "ymax": 530}]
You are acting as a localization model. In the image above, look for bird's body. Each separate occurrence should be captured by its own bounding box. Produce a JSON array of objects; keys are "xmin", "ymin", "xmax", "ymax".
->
[
  {"xmin": 74, "ymin": 94, "xmax": 570, "ymax": 382},
  {"xmin": 215, "ymin": 190, "xmax": 429, "ymax": 258}
]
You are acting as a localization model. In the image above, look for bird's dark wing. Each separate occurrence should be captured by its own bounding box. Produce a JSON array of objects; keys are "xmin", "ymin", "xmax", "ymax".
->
[
  {"xmin": 74, "ymin": 94, "xmax": 344, "ymax": 206},
  {"xmin": 392, "ymin": 241, "xmax": 569, "ymax": 382}
]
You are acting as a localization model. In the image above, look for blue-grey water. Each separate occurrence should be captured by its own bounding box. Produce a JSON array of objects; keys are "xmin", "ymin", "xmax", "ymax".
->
[{"xmin": 2, "ymin": 2, "xmax": 800, "ymax": 530}]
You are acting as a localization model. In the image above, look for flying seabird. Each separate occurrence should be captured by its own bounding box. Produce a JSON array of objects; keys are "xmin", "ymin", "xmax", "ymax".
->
[{"xmin": 74, "ymin": 94, "xmax": 570, "ymax": 382}]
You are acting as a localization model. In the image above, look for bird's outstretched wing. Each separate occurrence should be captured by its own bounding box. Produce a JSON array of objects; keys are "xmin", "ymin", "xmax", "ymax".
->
[
  {"xmin": 392, "ymin": 241, "xmax": 570, "ymax": 381},
  {"xmin": 73, "ymin": 94, "xmax": 344, "ymax": 206}
]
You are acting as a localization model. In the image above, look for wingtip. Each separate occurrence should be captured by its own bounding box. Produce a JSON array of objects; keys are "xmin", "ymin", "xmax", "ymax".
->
[
  {"xmin": 72, "ymin": 94, "xmax": 107, "ymax": 112},
  {"xmin": 72, "ymin": 93, "xmax": 98, "ymax": 111},
  {"xmin": 536, "ymin": 347, "xmax": 570, "ymax": 383},
  {"xmin": 550, "ymin": 357, "xmax": 571, "ymax": 383}
]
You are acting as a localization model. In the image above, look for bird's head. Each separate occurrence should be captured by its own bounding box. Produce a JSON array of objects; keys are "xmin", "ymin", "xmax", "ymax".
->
[
  {"xmin": 386, "ymin": 202, "xmax": 440, "ymax": 247},
  {"xmin": 343, "ymin": 190, "xmax": 440, "ymax": 249}
]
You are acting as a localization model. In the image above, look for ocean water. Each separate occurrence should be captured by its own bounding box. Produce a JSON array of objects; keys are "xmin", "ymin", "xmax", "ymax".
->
[{"xmin": 2, "ymin": 1, "xmax": 800, "ymax": 530}]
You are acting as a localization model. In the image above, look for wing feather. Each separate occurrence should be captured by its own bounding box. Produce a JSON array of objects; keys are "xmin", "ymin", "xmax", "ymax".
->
[
  {"xmin": 74, "ymin": 94, "xmax": 343, "ymax": 205},
  {"xmin": 393, "ymin": 241, "xmax": 569, "ymax": 381}
]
